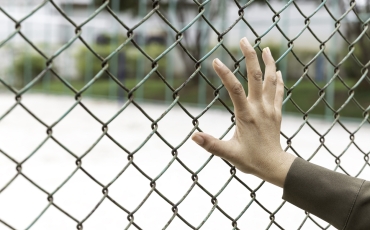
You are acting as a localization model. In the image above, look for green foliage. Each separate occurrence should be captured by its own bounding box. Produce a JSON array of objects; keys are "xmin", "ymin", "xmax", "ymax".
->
[
  {"xmin": 75, "ymin": 43, "xmax": 168, "ymax": 80},
  {"xmin": 341, "ymin": 42, "xmax": 370, "ymax": 85},
  {"xmin": 13, "ymin": 53, "xmax": 47, "ymax": 83}
]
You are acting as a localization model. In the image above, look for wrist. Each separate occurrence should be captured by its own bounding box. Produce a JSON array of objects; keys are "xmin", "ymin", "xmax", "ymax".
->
[{"xmin": 254, "ymin": 150, "xmax": 296, "ymax": 188}]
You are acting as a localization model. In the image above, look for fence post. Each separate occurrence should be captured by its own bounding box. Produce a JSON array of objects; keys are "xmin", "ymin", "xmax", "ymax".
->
[
  {"xmin": 83, "ymin": 1, "xmax": 95, "ymax": 97},
  {"xmin": 197, "ymin": 21, "xmax": 208, "ymax": 107},
  {"xmin": 325, "ymin": 1, "xmax": 337, "ymax": 120},
  {"xmin": 218, "ymin": 0, "xmax": 228, "ymax": 104},
  {"xmin": 279, "ymin": 0, "xmax": 290, "ymax": 114},
  {"xmin": 238, "ymin": 0, "xmax": 247, "ymax": 91},
  {"xmin": 197, "ymin": 1, "xmax": 226, "ymax": 107},
  {"xmin": 109, "ymin": 0, "xmax": 120, "ymax": 100},
  {"xmin": 24, "ymin": 2, "xmax": 32, "ymax": 89},
  {"xmin": 41, "ymin": 2, "xmax": 52, "ymax": 93},
  {"xmin": 165, "ymin": 1, "xmax": 177, "ymax": 105},
  {"xmin": 135, "ymin": 0, "xmax": 146, "ymax": 102},
  {"xmin": 63, "ymin": 1, "xmax": 74, "ymax": 94}
]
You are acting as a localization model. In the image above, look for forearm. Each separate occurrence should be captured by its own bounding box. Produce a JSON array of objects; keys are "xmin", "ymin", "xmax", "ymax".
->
[{"xmin": 282, "ymin": 157, "xmax": 370, "ymax": 229}]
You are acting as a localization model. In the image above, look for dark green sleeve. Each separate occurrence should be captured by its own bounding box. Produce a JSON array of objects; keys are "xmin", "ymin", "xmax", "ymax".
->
[{"xmin": 282, "ymin": 157, "xmax": 370, "ymax": 230}]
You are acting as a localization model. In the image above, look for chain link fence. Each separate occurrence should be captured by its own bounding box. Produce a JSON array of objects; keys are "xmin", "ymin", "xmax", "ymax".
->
[{"xmin": 0, "ymin": 0, "xmax": 369, "ymax": 229}]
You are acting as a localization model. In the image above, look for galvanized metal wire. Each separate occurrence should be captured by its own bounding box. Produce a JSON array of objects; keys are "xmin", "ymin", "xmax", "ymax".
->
[{"xmin": 0, "ymin": 0, "xmax": 369, "ymax": 229}]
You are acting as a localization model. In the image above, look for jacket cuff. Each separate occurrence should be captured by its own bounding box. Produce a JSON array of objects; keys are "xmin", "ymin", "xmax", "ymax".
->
[{"xmin": 283, "ymin": 157, "xmax": 364, "ymax": 229}]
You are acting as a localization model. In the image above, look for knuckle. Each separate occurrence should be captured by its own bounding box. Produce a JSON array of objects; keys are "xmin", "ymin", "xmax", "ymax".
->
[
  {"xmin": 251, "ymin": 70, "xmax": 263, "ymax": 82},
  {"xmin": 277, "ymin": 86, "xmax": 284, "ymax": 95},
  {"xmin": 269, "ymin": 62, "xmax": 277, "ymax": 69},
  {"xmin": 206, "ymin": 141, "xmax": 218, "ymax": 153},
  {"xmin": 266, "ymin": 109, "xmax": 275, "ymax": 118},
  {"xmin": 261, "ymin": 104, "xmax": 274, "ymax": 117},
  {"xmin": 239, "ymin": 111, "xmax": 257, "ymax": 123},
  {"xmin": 244, "ymin": 116, "xmax": 256, "ymax": 124},
  {"xmin": 246, "ymin": 49, "xmax": 257, "ymax": 59},
  {"xmin": 266, "ymin": 75, "xmax": 277, "ymax": 85},
  {"xmin": 231, "ymin": 82, "xmax": 244, "ymax": 95}
]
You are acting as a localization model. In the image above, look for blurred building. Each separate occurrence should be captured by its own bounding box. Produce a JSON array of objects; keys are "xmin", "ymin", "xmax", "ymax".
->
[
  {"xmin": 0, "ymin": 1, "xmax": 347, "ymax": 46},
  {"xmin": 0, "ymin": 0, "xmax": 354, "ymax": 81}
]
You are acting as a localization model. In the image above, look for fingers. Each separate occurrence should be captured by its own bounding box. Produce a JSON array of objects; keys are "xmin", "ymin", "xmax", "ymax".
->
[
  {"xmin": 213, "ymin": 58, "xmax": 248, "ymax": 114},
  {"xmin": 274, "ymin": 71, "xmax": 284, "ymax": 113},
  {"xmin": 262, "ymin": 47, "xmax": 277, "ymax": 105},
  {"xmin": 192, "ymin": 132, "xmax": 233, "ymax": 160},
  {"xmin": 239, "ymin": 37, "xmax": 263, "ymax": 102}
]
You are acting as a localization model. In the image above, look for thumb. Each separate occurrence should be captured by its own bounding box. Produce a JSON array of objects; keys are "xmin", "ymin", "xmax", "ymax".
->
[{"xmin": 191, "ymin": 132, "xmax": 232, "ymax": 159}]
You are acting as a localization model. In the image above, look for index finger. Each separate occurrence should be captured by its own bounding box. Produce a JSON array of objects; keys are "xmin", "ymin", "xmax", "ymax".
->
[
  {"xmin": 239, "ymin": 37, "xmax": 263, "ymax": 102},
  {"xmin": 212, "ymin": 58, "xmax": 248, "ymax": 114}
]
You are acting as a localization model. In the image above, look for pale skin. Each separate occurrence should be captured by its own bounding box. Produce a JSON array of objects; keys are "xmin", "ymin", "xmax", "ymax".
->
[{"xmin": 191, "ymin": 37, "xmax": 296, "ymax": 188}]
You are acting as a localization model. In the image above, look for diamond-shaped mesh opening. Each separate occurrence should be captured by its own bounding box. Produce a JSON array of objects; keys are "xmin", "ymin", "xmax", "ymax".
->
[{"xmin": 0, "ymin": 0, "xmax": 369, "ymax": 229}]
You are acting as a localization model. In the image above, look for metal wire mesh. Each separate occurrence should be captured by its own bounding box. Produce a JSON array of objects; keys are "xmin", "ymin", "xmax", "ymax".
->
[{"xmin": 0, "ymin": 0, "xmax": 369, "ymax": 229}]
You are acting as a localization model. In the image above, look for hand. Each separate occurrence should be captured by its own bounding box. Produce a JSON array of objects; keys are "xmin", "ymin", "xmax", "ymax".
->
[{"xmin": 191, "ymin": 37, "xmax": 296, "ymax": 187}]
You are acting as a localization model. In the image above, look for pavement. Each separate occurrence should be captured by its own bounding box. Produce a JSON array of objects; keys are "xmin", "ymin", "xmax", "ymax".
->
[{"xmin": 0, "ymin": 93, "xmax": 369, "ymax": 230}]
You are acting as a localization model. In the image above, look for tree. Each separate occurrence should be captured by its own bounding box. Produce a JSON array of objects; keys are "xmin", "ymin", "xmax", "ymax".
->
[{"xmin": 93, "ymin": 0, "xmax": 224, "ymax": 82}]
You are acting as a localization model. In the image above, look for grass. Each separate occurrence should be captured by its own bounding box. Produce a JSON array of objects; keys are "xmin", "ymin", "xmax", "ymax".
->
[{"xmin": 25, "ymin": 76, "xmax": 370, "ymax": 119}]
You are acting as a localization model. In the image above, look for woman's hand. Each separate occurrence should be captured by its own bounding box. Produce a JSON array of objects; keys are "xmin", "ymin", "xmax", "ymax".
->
[{"xmin": 191, "ymin": 37, "xmax": 296, "ymax": 187}]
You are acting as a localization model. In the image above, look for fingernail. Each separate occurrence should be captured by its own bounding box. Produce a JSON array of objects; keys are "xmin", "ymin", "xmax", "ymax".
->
[
  {"xmin": 241, "ymin": 37, "xmax": 249, "ymax": 47},
  {"xmin": 264, "ymin": 47, "xmax": 271, "ymax": 56},
  {"xmin": 214, "ymin": 58, "xmax": 222, "ymax": 66},
  {"xmin": 192, "ymin": 135, "xmax": 204, "ymax": 145}
]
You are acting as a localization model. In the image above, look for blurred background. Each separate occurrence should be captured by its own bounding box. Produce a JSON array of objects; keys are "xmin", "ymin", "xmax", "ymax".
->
[
  {"xmin": 0, "ymin": 0, "xmax": 369, "ymax": 229},
  {"xmin": 0, "ymin": 0, "xmax": 369, "ymax": 118}
]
